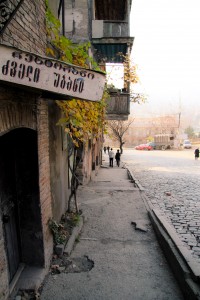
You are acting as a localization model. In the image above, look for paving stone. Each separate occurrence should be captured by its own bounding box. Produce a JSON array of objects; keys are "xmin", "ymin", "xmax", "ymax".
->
[
  {"xmin": 179, "ymin": 220, "xmax": 187, "ymax": 224},
  {"xmin": 130, "ymin": 163, "xmax": 200, "ymax": 264},
  {"xmin": 189, "ymin": 227, "xmax": 198, "ymax": 231},
  {"xmin": 177, "ymin": 230, "xmax": 187, "ymax": 234},
  {"xmin": 188, "ymin": 242, "xmax": 197, "ymax": 247},
  {"xmin": 179, "ymin": 234, "xmax": 193, "ymax": 238},
  {"xmin": 172, "ymin": 222, "xmax": 181, "ymax": 226}
]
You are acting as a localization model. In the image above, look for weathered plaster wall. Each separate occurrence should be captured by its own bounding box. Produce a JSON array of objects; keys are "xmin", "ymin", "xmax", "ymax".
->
[
  {"xmin": 81, "ymin": 137, "xmax": 102, "ymax": 185},
  {"xmin": 64, "ymin": 0, "xmax": 89, "ymax": 42},
  {"xmin": 48, "ymin": 100, "xmax": 69, "ymax": 221}
]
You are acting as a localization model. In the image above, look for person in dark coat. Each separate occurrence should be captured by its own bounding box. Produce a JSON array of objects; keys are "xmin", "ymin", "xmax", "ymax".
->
[
  {"xmin": 194, "ymin": 148, "xmax": 199, "ymax": 160},
  {"xmin": 103, "ymin": 146, "xmax": 106, "ymax": 154},
  {"xmin": 115, "ymin": 149, "xmax": 121, "ymax": 167},
  {"xmin": 107, "ymin": 146, "xmax": 110, "ymax": 153}
]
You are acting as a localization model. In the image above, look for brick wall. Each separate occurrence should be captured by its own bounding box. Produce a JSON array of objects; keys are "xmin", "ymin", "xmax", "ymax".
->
[
  {"xmin": 0, "ymin": 97, "xmax": 53, "ymax": 298},
  {"xmin": 0, "ymin": 224, "xmax": 9, "ymax": 300},
  {"xmin": 0, "ymin": 90, "xmax": 38, "ymax": 299},
  {"xmin": 37, "ymin": 99, "xmax": 53, "ymax": 267},
  {"xmin": 0, "ymin": 0, "xmax": 46, "ymax": 54},
  {"xmin": 0, "ymin": 87, "xmax": 37, "ymax": 132},
  {"xmin": 0, "ymin": 1, "xmax": 51, "ymax": 298}
]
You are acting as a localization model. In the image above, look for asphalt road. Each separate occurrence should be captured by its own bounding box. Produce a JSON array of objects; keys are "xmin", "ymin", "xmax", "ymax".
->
[
  {"xmin": 122, "ymin": 147, "xmax": 200, "ymax": 263},
  {"xmin": 123, "ymin": 147, "xmax": 197, "ymax": 171}
]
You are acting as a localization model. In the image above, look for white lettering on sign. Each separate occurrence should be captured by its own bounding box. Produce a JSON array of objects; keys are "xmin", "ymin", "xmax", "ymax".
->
[{"xmin": 0, "ymin": 45, "xmax": 106, "ymax": 101}]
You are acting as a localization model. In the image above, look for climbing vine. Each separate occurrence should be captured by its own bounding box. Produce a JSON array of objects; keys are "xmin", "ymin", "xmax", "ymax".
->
[
  {"xmin": 45, "ymin": 0, "xmax": 107, "ymax": 146},
  {"xmin": 120, "ymin": 53, "xmax": 146, "ymax": 104}
]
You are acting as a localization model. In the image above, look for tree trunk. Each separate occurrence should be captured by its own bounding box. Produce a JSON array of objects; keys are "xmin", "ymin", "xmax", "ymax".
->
[{"xmin": 120, "ymin": 138, "xmax": 123, "ymax": 154}]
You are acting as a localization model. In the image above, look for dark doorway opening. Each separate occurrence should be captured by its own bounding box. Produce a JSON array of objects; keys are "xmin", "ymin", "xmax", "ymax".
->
[{"xmin": 0, "ymin": 128, "xmax": 44, "ymax": 283}]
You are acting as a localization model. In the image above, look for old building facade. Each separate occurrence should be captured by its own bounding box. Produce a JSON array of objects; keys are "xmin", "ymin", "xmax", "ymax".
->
[
  {"xmin": 0, "ymin": 1, "xmax": 61, "ymax": 298},
  {"xmin": 0, "ymin": 0, "xmax": 132, "ymax": 298}
]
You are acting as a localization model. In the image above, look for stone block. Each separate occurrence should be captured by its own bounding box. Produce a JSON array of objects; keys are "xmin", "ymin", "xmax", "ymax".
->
[{"xmin": 55, "ymin": 244, "xmax": 64, "ymax": 256}]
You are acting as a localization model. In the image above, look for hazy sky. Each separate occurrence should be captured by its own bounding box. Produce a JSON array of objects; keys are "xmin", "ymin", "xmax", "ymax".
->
[{"xmin": 130, "ymin": 0, "xmax": 200, "ymax": 116}]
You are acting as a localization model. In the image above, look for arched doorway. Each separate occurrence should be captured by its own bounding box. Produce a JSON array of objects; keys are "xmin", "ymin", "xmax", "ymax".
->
[{"xmin": 0, "ymin": 128, "xmax": 44, "ymax": 283}]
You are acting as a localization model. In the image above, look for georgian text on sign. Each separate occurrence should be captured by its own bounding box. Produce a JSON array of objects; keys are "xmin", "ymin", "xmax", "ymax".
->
[{"xmin": 0, "ymin": 45, "xmax": 106, "ymax": 102}]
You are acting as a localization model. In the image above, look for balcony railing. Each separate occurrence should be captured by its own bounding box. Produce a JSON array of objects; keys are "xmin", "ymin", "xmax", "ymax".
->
[{"xmin": 92, "ymin": 20, "xmax": 129, "ymax": 39}]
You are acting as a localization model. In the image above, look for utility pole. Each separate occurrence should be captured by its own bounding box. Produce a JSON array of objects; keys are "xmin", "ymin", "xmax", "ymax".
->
[{"xmin": 177, "ymin": 93, "xmax": 182, "ymax": 149}]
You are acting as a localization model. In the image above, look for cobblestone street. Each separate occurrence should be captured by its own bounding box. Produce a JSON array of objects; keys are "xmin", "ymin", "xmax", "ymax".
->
[{"xmin": 123, "ymin": 148, "xmax": 200, "ymax": 263}]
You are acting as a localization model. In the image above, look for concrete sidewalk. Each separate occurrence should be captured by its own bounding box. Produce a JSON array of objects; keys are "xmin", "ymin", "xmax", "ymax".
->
[{"xmin": 40, "ymin": 158, "xmax": 184, "ymax": 300}]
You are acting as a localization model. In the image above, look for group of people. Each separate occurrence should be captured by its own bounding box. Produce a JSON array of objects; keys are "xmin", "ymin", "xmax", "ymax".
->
[
  {"xmin": 103, "ymin": 146, "xmax": 121, "ymax": 167},
  {"xmin": 103, "ymin": 146, "xmax": 110, "ymax": 153}
]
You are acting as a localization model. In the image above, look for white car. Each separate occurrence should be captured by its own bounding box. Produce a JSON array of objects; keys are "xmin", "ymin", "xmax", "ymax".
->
[{"xmin": 183, "ymin": 140, "xmax": 192, "ymax": 149}]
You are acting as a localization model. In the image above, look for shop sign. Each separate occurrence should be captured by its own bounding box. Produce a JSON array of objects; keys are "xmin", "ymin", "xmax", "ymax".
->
[{"xmin": 0, "ymin": 45, "xmax": 106, "ymax": 102}]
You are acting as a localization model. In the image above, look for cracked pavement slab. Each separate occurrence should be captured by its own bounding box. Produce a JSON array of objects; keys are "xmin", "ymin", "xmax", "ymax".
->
[{"xmin": 40, "ymin": 167, "xmax": 183, "ymax": 300}]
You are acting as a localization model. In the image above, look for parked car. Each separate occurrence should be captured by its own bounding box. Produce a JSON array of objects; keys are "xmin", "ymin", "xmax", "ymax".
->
[
  {"xmin": 147, "ymin": 142, "xmax": 156, "ymax": 149},
  {"xmin": 135, "ymin": 144, "xmax": 153, "ymax": 150},
  {"xmin": 183, "ymin": 140, "xmax": 192, "ymax": 149}
]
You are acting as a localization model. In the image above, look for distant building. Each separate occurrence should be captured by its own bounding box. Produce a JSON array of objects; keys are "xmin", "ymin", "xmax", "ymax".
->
[{"xmin": 105, "ymin": 115, "xmax": 179, "ymax": 147}]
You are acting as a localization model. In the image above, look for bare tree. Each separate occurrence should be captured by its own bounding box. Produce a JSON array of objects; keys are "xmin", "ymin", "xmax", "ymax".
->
[
  {"xmin": 108, "ymin": 119, "xmax": 134, "ymax": 153},
  {"xmin": 130, "ymin": 92, "xmax": 147, "ymax": 104}
]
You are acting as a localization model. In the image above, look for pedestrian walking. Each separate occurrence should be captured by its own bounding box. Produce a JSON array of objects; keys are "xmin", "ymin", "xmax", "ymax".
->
[
  {"xmin": 194, "ymin": 147, "xmax": 199, "ymax": 160},
  {"xmin": 103, "ymin": 146, "xmax": 106, "ymax": 154},
  {"xmin": 108, "ymin": 148, "xmax": 114, "ymax": 167},
  {"xmin": 107, "ymin": 146, "xmax": 110, "ymax": 153},
  {"xmin": 115, "ymin": 149, "xmax": 121, "ymax": 167}
]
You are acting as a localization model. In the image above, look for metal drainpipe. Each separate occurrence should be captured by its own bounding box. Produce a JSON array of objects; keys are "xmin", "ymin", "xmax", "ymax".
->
[{"xmin": 58, "ymin": 0, "xmax": 65, "ymax": 36}]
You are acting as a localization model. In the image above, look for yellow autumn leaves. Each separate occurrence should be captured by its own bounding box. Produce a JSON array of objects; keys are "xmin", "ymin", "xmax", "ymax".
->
[
  {"xmin": 45, "ymin": 0, "xmax": 107, "ymax": 147},
  {"xmin": 57, "ymin": 96, "xmax": 107, "ymax": 147}
]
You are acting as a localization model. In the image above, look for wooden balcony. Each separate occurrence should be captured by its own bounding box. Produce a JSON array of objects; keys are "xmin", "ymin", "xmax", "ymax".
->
[
  {"xmin": 92, "ymin": 21, "xmax": 134, "ymax": 63},
  {"xmin": 106, "ymin": 90, "xmax": 130, "ymax": 120}
]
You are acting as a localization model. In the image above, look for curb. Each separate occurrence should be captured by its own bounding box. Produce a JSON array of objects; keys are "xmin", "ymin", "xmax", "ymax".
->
[
  {"xmin": 127, "ymin": 167, "xmax": 145, "ymax": 190},
  {"xmin": 148, "ymin": 207, "xmax": 200, "ymax": 300},
  {"xmin": 126, "ymin": 167, "xmax": 200, "ymax": 300},
  {"xmin": 64, "ymin": 216, "xmax": 84, "ymax": 256}
]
